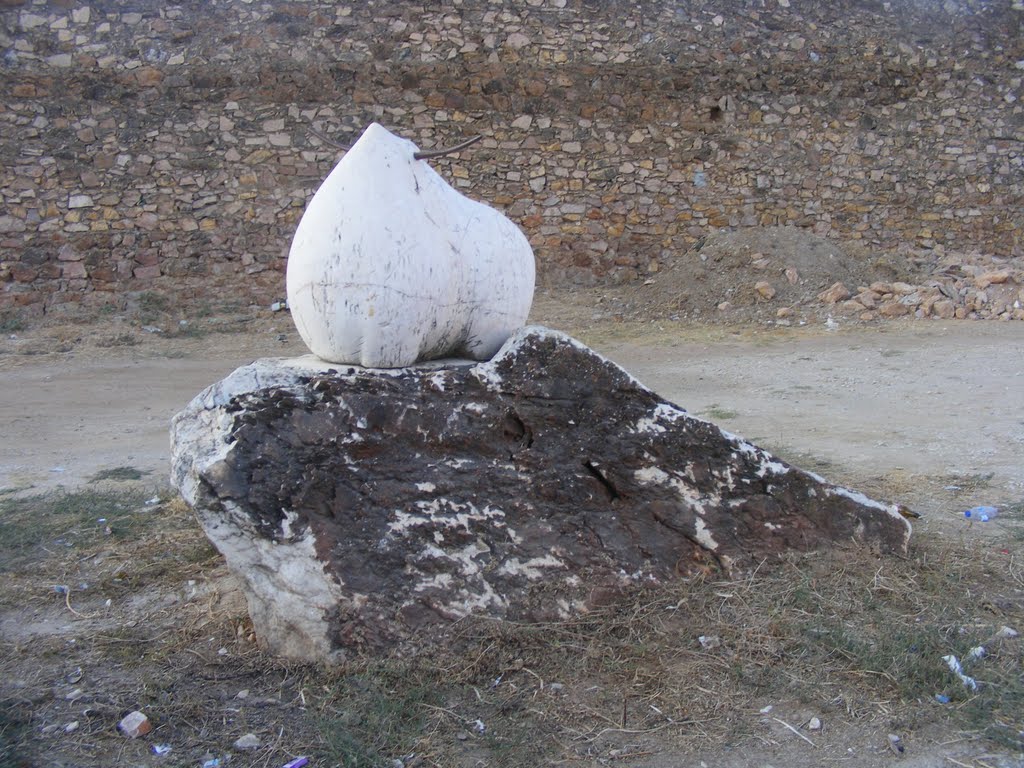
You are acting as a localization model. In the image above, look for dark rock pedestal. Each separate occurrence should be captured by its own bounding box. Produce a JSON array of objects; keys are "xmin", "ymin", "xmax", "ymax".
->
[{"xmin": 170, "ymin": 326, "xmax": 910, "ymax": 661}]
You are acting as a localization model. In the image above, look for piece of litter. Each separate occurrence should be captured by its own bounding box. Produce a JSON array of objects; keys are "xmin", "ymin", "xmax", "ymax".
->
[
  {"xmin": 996, "ymin": 626, "xmax": 1019, "ymax": 639},
  {"xmin": 202, "ymin": 759, "xmax": 221, "ymax": 768},
  {"xmin": 281, "ymin": 759, "xmax": 309, "ymax": 768},
  {"xmin": 964, "ymin": 505, "xmax": 999, "ymax": 522},
  {"xmin": 234, "ymin": 732, "xmax": 261, "ymax": 749},
  {"xmin": 771, "ymin": 716, "xmax": 816, "ymax": 747},
  {"xmin": 118, "ymin": 710, "xmax": 152, "ymax": 739},
  {"xmin": 145, "ymin": 496, "xmax": 160, "ymax": 506},
  {"xmin": 152, "ymin": 744, "xmax": 172, "ymax": 756},
  {"xmin": 64, "ymin": 721, "xmax": 79, "ymax": 734},
  {"xmin": 472, "ymin": 719, "xmax": 486, "ymax": 734},
  {"xmin": 935, "ymin": 693, "xmax": 951, "ymax": 703},
  {"xmin": 966, "ymin": 645, "xmax": 986, "ymax": 661},
  {"xmin": 887, "ymin": 733, "xmax": 905, "ymax": 754},
  {"xmin": 698, "ymin": 634, "xmax": 721, "ymax": 650},
  {"xmin": 759, "ymin": 705, "xmax": 773, "ymax": 714},
  {"xmin": 50, "ymin": 466, "xmax": 66, "ymax": 473},
  {"xmin": 53, "ymin": 584, "xmax": 69, "ymax": 595},
  {"xmin": 942, "ymin": 654, "xmax": 978, "ymax": 690}
]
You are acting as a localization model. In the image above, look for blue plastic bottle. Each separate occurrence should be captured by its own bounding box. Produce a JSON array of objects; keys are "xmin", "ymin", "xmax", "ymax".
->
[{"xmin": 964, "ymin": 506, "xmax": 998, "ymax": 522}]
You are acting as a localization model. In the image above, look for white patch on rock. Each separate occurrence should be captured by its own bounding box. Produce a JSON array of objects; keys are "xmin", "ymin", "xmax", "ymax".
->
[
  {"xmin": 194, "ymin": 499, "xmax": 348, "ymax": 662},
  {"xmin": 633, "ymin": 466, "xmax": 720, "ymax": 519},
  {"xmin": 726, "ymin": 432, "xmax": 791, "ymax": 477},
  {"xmin": 634, "ymin": 465, "xmax": 671, "ymax": 486},
  {"xmin": 694, "ymin": 516, "xmax": 720, "ymax": 551},
  {"xmin": 498, "ymin": 554, "xmax": 564, "ymax": 579},
  {"xmin": 387, "ymin": 500, "xmax": 506, "ymax": 536},
  {"xmin": 828, "ymin": 486, "xmax": 904, "ymax": 519},
  {"xmin": 170, "ymin": 357, "xmax": 363, "ymax": 662},
  {"xmin": 633, "ymin": 466, "xmax": 720, "ymax": 550},
  {"xmin": 633, "ymin": 415, "xmax": 666, "ymax": 434},
  {"xmin": 279, "ymin": 509, "xmax": 300, "ymax": 540},
  {"xmin": 632, "ymin": 402, "xmax": 684, "ymax": 434},
  {"xmin": 413, "ymin": 573, "xmax": 453, "ymax": 592},
  {"xmin": 416, "ymin": 482, "xmax": 436, "ymax": 493},
  {"xmin": 419, "ymin": 540, "xmax": 490, "ymax": 576},
  {"xmin": 427, "ymin": 371, "xmax": 447, "ymax": 391},
  {"xmin": 287, "ymin": 123, "xmax": 535, "ymax": 367}
]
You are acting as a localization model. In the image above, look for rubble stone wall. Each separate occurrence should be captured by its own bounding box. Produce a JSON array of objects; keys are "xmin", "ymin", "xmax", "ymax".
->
[{"xmin": 1, "ymin": 0, "xmax": 1021, "ymax": 318}]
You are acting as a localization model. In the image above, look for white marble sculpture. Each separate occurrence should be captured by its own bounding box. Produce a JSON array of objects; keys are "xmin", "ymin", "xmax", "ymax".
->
[{"xmin": 286, "ymin": 123, "xmax": 536, "ymax": 368}]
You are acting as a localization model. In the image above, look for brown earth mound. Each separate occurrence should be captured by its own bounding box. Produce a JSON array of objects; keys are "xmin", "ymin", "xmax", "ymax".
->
[
  {"xmin": 616, "ymin": 226, "xmax": 917, "ymax": 322},
  {"xmin": 552, "ymin": 226, "xmax": 1023, "ymax": 327}
]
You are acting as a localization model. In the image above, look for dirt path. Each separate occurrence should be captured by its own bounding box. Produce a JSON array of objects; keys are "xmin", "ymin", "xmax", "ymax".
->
[
  {"xmin": 0, "ymin": 315, "xmax": 1022, "ymax": 768},
  {"xmin": 2, "ymin": 321, "xmax": 1020, "ymax": 522}
]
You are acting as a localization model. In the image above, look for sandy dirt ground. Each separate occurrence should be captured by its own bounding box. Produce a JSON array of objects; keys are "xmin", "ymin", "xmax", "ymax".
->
[
  {"xmin": 0, "ymin": 304, "xmax": 1022, "ymax": 768},
  {"xmin": 2, "ymin": 314, "xmax": 1020, "ymax": 519}
]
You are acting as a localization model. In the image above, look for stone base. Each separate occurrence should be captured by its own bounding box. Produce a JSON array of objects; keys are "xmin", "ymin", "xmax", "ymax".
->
[{"xmin": 170, "ymin": 326, "xmax": 910, "ymax": 661}]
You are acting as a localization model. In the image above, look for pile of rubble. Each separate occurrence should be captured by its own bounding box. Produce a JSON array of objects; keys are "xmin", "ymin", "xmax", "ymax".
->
[{"xmin": 816, "ymin": 254, "xmax": 1022, "ymax": 322}]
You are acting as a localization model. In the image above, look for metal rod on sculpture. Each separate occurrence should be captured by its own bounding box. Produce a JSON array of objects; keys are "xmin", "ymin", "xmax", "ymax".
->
[{"xmin": 413, "ymin": 135, "xmax": 482, "ymax": 160}]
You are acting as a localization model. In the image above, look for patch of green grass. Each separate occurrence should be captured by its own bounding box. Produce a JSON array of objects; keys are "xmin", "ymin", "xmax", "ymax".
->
[
  {"xmin": 317, "ymin": 664, "xmax": 441, "ymax": 767},
  {"xmin": 162, "ymin": 322, "xmax": 209, "ymax": 340},
  {"xmin": 0, "ymin": 488, "xmax": 151, "ymax": 572},
  {"xmin": 961, "ymin": 643, "xmax": 1024, "ymax": 749},
  {"xmin": 138, "ymin": 290, "xmax": 170, "ymax": 318},
  {"xmin": 89, "ymin": 466, "xmax": 150, "ymax": 482},
  {"xmin": 701, "ymin": 404, "xmax": 739, "ymax": 421},
  {"xmin": 0, "ymin": 707, "xmax": 31, "ymax": 768},
  {"xmin": 95, "ymin": 333, "xmax": 140, "ymax": 348},
  {"xmin": 0, "ymin": 311, "xmax": 25, "ymax": 334}
]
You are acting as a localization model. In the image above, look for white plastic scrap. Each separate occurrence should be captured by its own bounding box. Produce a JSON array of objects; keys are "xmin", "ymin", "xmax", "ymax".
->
[{"xmin": 942, "ymin": 654, "xmax": 978, "ymax": 690}]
